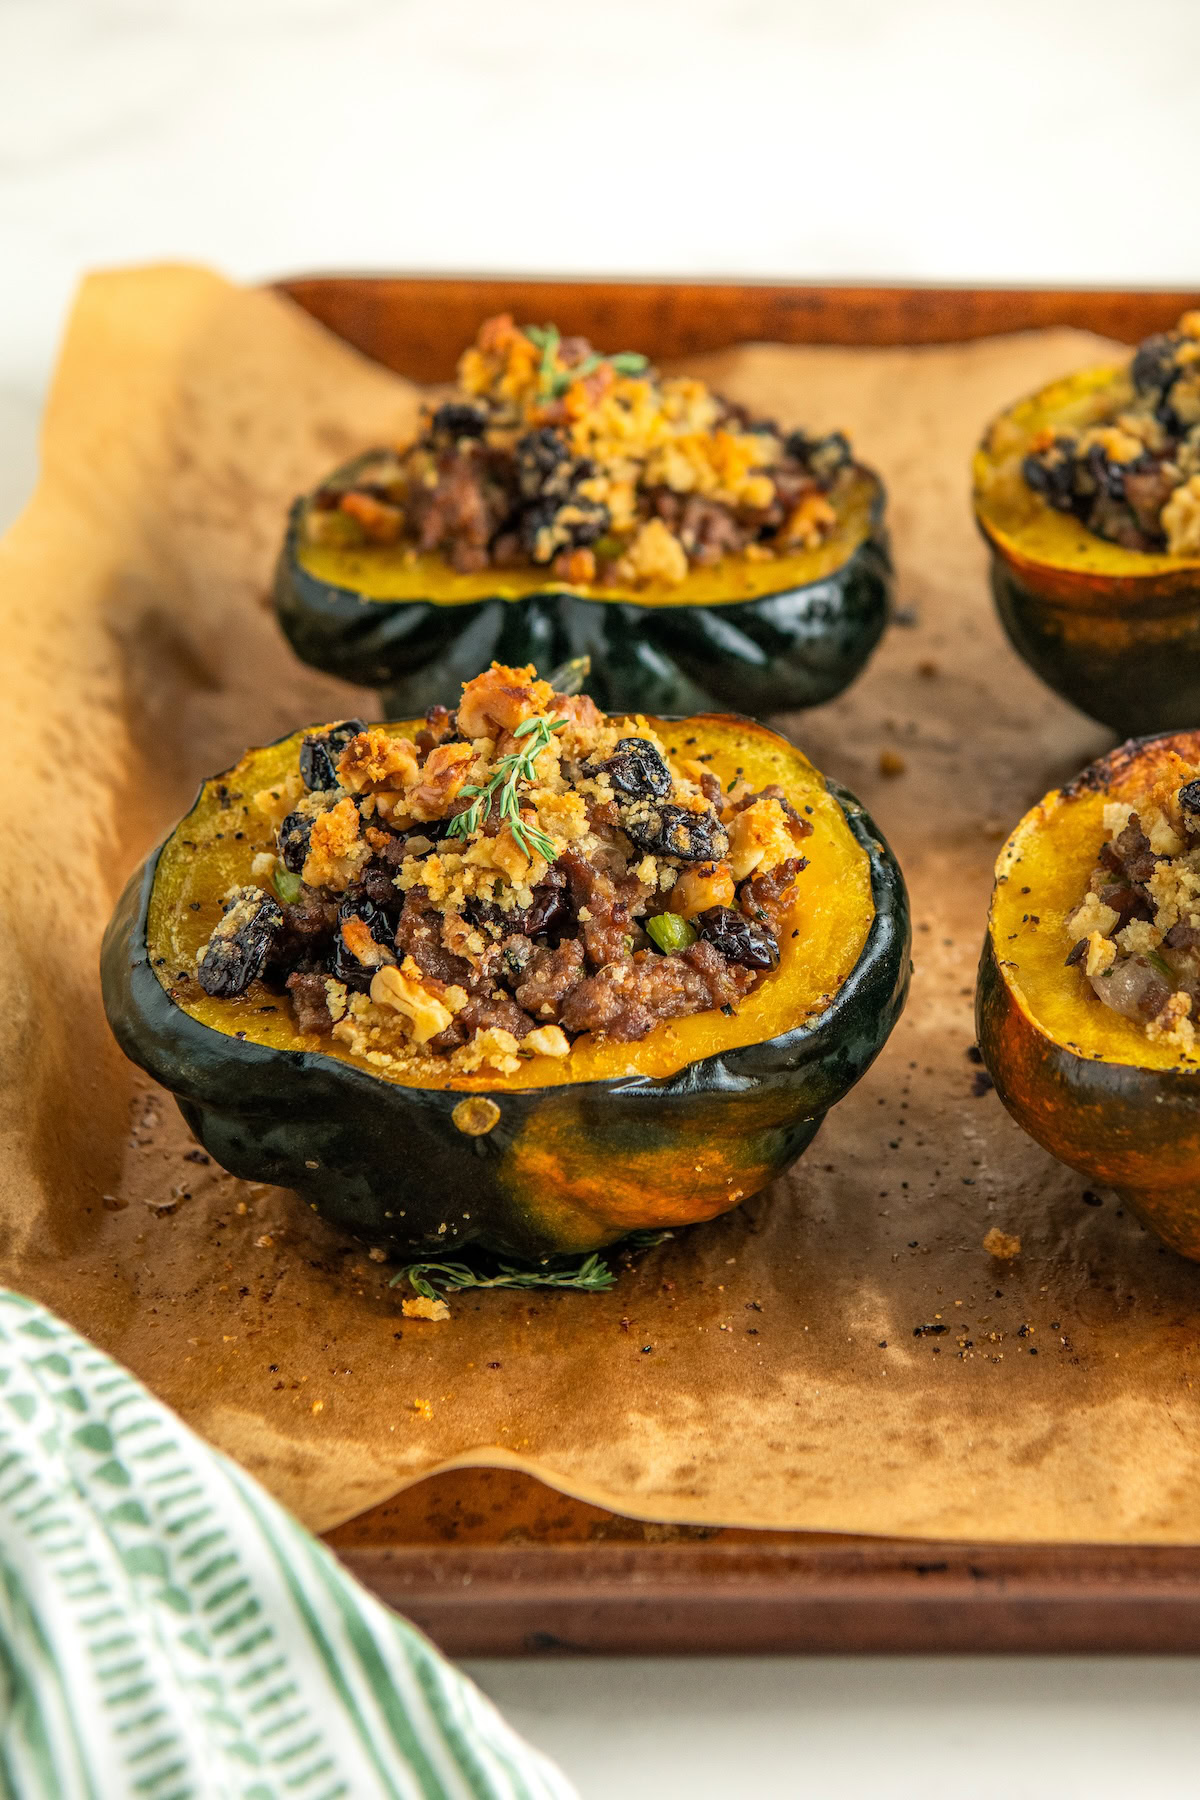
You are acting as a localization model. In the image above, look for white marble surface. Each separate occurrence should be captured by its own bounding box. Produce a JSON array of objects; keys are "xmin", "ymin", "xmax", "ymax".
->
[
  {"xmin": 465, "ymin": 1656, "xmax": 1200, "ymax": 1798},
  {"xmin": 3, "ymin": 0, "xmax": 1200, "ymax": 1793}
]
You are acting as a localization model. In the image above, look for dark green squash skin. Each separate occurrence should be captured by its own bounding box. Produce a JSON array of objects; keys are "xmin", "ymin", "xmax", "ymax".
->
[
  {"xmin": 100, "ymin": 780, "xmax": 910, "ymax": 1261},
  {"xmin": 990, "ymin": 559, "xmax": 1200, "ymax": 738},
  {"xmin": 273, "ymin": 497, "xmax": 893, "ymax": 717},
  {"xmin": 977, "ymin": 930, "xmax": 1200, "ymax": 1260}
]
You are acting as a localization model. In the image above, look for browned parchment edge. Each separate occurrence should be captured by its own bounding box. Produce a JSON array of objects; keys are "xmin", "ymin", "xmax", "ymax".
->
[{"xmin": 280, "ymin": 274, "xmax": 1200, "ymax": 1655}]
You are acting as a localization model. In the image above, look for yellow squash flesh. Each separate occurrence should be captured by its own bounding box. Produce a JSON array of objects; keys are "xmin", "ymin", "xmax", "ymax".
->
[{"xmin": 149, "ymin": 715, "xmax": 874, "ymax": 1090}]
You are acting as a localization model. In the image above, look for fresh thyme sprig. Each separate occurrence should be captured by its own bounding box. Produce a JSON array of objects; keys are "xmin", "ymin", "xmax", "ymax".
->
[
  {"xmin": 525, "ymin": 322, "xmax": 649, "ymax": 399},
  {"xmin": 392, "ymin": 1254, "xmax": 616, "ymax": 1299},
  {"xmin": 390, "ymin": 1231, "xmax": 673, "ymax": 1300},
  {"xmin": 445, "ymin": 713, "xmax": 566, "ymax": 864}
]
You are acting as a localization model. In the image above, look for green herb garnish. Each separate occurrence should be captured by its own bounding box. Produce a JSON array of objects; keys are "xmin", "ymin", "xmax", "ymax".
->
[
  {"xmin": 525, "ymin": 322, "xmax": 649, "ymax": 399},
  {"xmin": 392, "ymin": 1253, "xmax": 617, "ymax": 1299},
  {"xmin": 646, "ymin": 912, "xmax": 697, "ymax": 954},
  {"xmin": 526, "ymin": 322, "xmax": 561, "ymax": 397},
  {"xmin": 390, "ymin": 1229, "xmax": 673, "ymax": 1300},
  {"xmin": 273, "ymin": 866, "xmax": 303, "ymax": 905},
  {"xmin": 445, "ymin": 712, "xmax": 566, "ymax": 863}
]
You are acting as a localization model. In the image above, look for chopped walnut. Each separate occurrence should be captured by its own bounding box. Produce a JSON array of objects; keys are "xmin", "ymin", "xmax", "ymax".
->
[
  {"xmin": 726, "ymin": 799, "xmax": 806, "ymax": 882},
  {"xmin": 337, "ymin": 729, "xmax": 420, "ymax": 794},
  {"xmin": 668, "ymin": 862, "xmax": 736, "ymax": 918},
  {"xmin": 370, "ymin": 959, "xmax": 456, "ymax": 1044},
  {"xmin": 405, "ymin": 741, "xmax": 475, "ymax": 821},
  {"xmin": 457, "ymin": 663, "xmax": 555, "ymax": 741}
]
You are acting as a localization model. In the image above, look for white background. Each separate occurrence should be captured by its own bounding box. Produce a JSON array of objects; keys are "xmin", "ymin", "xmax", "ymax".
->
[{"xmin": 4, "ymin": 1, "xmax": 1200, "ymax": 1793}]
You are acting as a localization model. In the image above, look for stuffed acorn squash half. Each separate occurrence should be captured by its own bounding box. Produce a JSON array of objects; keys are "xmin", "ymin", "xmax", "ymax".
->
[
  {"xmin": 978, "ymin": 730, "xmax": 1200, "ymax": 1259},
  {"xmin": 102, "ymin": 663, "xmax": 909, "ymax": 1259},
  {"xmin": 275, "ymin": 315, "xmax": 891, "ymax": 717},
  {"xmin": 974, "ymin": 311, "xmax": 1200, "ymax": 736}
]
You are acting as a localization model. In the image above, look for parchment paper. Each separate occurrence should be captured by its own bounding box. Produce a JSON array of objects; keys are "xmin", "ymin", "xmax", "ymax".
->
[{"xmin": 3, "ymin": 263, "xmax": 1197, "ymax": 1543}]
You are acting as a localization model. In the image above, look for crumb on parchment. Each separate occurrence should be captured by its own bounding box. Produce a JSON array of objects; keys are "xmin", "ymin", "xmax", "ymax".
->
[
  {"xmin": 983, "ymin": 1227, "xmax": 1022, "ymax": 1260},
  {"xmin": 402, "ymin": 1297, "xmax": 451, "ymax": 1323}
]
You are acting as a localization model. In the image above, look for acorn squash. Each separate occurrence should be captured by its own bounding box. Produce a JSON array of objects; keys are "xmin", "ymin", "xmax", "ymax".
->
[
  {"xmin": 977, "ymin": 730, "xmax": 1200, "ymax": 1259},
  {"xmin": 974, "ymin": 365, "xmax": 1200, "ymax": 736},
  {"xmin": 101, "ymin": 714, "xmax": 909, "ymax": 1260},
  {"xmin": 274, "ymin": 457, "xmax": 891, "ymax": 718}
]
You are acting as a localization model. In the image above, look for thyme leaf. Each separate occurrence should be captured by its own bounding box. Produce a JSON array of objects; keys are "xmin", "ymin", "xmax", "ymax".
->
[
  {"xmin": 391, "ymin": 1254, "xmax": 617, "ymax": 1299},
  {"xmin": 444, "ymin": 712, "xmax": 566, "ymax": 861},
  {"xmin": 525, "ymin": 321, "xmax": 649, "ymax": 398},
  {"xmin": 390, "ymin": 1230, "xmax": 673, "ymax": 1300},
  {"xmin": 530, "ymin": 322, "xmax": 561, "ymax": 396}
]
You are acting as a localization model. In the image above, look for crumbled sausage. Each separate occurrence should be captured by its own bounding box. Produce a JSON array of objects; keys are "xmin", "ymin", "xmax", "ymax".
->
[
  {"xmin": 286, "ymin": 971, "xmax": 333, "ymax": 1035},
  {"xmin": 514, "ymin": 940, "xmax": 586, "ymax": 1020}
]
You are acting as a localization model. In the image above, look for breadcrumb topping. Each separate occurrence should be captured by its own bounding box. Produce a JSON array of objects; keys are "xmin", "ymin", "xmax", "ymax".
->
[
  {"xmin": 192, "ymin": 663, "xmax": 814, "ymax": 1075},
  {"xmin": 1023, "ymin": 312, "xmax": 1200, "ymax": 556},
  {"xmin": 304, "ymin": 316, "xmax": 865, "ymax": 588},
  {"xmin": 1066, "ymin": 753, "xmax": 1200, "ymax": 1053}
]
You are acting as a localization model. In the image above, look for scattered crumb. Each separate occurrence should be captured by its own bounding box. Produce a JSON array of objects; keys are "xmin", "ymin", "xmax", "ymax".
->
[
  {"xmin": 402, "ymin": 1297, "xmax": 451, "ymax": 1323},
  {"xmin": 411, "ymin": 1396, "xmax": 435, "ymax": 1418},
  {"xmin": 879, "ymin": 749, "xmax": 906, "ymax": 778},
  {"xmin": 311, "ymin": 1399, "xmax": 324, "ymax": 1415},
  {"xmin": 255, "ymin": 1234, "xmax": 274, "ymax": 1250},
  {"xmin": 983, "ymin": 1228, "xmax": 1022, "ymax": 1260},
  {"xmin": 368, "ymin": 1247, "xmax": 387, "ymax": 1263}
]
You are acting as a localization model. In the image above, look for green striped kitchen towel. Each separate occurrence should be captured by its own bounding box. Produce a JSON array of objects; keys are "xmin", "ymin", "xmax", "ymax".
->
[{"xmin": 0, "ymin": 1288, "xmax": 575, "ymax": 1800}]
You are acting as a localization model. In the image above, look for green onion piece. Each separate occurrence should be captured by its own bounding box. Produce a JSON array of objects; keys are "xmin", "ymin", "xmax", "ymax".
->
[
  {"xmin": 647, "ymin": 912, "xmax": 697, "ymax": 954},
  {"xmin": 273, "ymin": 866, "xmax": 303, "ymax": 905},
  {"xmin": 609, "ymin": 352, "xmax": 649, "ymax": 374}
]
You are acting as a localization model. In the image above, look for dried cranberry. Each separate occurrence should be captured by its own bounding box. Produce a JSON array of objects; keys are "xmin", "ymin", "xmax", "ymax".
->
[
  {"xmin": 299, "ymin": 720, "xmax": 368, "ymax": 791},
  {"xmin": 517, "ymin": 493, "xmax": 608, "ymax": 562},
  {"xmin": 601, "ymin": 737, "xmax": 672, "ymax": 801},
  {"xmin": 469, "ymin": 869, "xmax": 571, "ymax": 941},
  {"xmin": 622, "ymin": 803, "xmax": 729, "ymax": 863},
  {"xmin": 429, "ymin": 402, "xmax": 488, "ymax": 442},
  {"xmin": 515, "ymin": 427, "xmax": 572, "ymax": 499},
  {"xmin": 695, "ymin": 906, "xmax": 779, "ymax": 970},
  {"xmin": 1132, "ymin": 333, "xmax": 1179, "ymax": 403},
  {"xmin": 1022, "ymin": 440, "xmax": 1079, "ymax": 512},
  {"xmin": 786, "ymin": 429, "xmax": 851, "ymax": 482},
  {"xmin": 197, "ymin": 888, "xmax": 283, "ymax": 998},
  {"xmin": 329, "ymin": 898, "xmax": 395, "ymax": 992},
  {"xmin": 277, "ymin": 811, "xmax": 313, "ymax": 873}
]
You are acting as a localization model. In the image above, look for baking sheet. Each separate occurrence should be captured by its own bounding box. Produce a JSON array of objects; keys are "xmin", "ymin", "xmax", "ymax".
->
[{"xmin": 3, "ymin": 262, "xmax": 1197, "ymax": 1542}]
